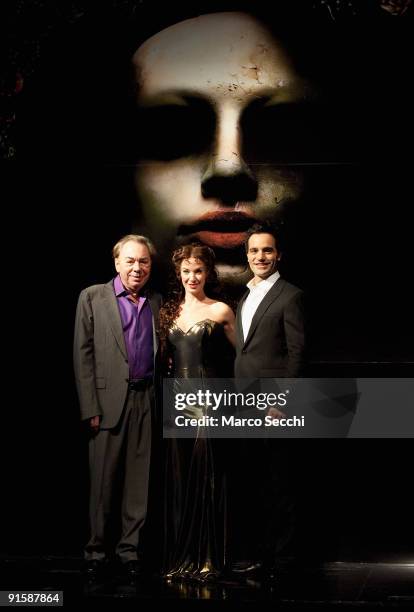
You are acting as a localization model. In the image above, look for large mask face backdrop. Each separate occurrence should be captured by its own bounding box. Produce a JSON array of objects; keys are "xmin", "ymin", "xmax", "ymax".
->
[{"xmin": 132, "ymin": 12, "xmax": 311, "ymax": 286}]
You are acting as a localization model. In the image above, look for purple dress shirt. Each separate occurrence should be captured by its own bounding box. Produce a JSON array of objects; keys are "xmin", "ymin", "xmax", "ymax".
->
[{"xmin": 113, "ymin": 275, "xmax": 154, "ymax": 379}]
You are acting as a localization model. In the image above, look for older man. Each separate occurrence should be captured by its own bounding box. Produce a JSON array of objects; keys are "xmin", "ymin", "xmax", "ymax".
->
[{"xmin": 74, "ymin": 234, "xmax": 161, "ymax": 580}]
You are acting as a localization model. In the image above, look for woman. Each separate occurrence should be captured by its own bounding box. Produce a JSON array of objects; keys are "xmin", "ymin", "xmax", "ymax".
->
[{"xmin": 160, "ymin": 243, "xmax": 235, "ymax": 581}]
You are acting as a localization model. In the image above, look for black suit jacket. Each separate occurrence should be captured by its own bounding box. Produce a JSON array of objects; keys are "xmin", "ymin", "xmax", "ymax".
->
[{"xmin": 235, "ymin": 278, "xmax": 305, "ymax": 378}]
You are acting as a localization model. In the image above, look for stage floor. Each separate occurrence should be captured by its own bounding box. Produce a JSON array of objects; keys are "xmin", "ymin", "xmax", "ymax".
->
[{"xmin": 1, "ymin": 557, "xmax": 414, "ymax": 610}]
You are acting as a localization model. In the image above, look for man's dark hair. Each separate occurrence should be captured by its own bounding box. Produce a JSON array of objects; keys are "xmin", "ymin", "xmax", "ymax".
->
[{"xmin": 244, "ymin": 222, "xmax": 284, "ymax": 252}]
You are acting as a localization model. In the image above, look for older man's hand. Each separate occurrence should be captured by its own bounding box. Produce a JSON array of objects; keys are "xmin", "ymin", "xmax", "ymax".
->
[{"xmin": 90, "ymin": 415, "xmax": 101, "ymax": 434}]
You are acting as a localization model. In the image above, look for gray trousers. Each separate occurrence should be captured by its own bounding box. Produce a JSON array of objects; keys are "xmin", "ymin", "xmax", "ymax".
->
[{"xmin": 85, "ymin": 385, "xmax": 152, "ymax": 562}]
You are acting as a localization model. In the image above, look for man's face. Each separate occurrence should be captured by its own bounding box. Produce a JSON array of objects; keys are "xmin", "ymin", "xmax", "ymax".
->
[
  {"xmin": 115, "ymin": 240, "xmax": 152, "ymax": 294},
  {"xmin": 132, "ymin": 12, "xmax": 306, "ymax": 286},
  {"xmin": 247, "ymin": 233, "xmax": 280, "ymax": 282}
]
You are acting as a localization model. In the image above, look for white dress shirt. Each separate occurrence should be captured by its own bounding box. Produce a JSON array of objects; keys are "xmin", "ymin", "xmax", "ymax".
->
[{"xmin": 241, "ymin": 271, "xmax": 280, "ymax": 342}]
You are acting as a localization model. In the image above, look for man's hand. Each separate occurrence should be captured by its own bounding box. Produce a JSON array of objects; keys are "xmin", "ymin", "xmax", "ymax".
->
[{"xmin": 89, "ymin": 415, "xmax": 101, "ymax": 434}]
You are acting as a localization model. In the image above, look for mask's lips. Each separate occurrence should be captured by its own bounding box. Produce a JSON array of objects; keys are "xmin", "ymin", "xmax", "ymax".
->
[{"xmin": 178, "ymin": 211, "xmax": 258, "ymax": 249}]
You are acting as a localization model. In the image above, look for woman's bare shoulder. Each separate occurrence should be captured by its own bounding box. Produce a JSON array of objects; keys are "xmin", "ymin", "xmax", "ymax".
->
[{"xmin": 209, "ymin": 301, "xmax": 234, "ymax": 320}]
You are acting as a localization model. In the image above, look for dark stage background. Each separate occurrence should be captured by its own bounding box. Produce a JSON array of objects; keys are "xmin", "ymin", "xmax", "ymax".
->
[{"xmin": 2, "ymin": 0, "xmax": 414, "ymax": 563}]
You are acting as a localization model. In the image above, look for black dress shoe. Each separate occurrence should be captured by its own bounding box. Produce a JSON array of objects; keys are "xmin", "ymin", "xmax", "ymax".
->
[
  {"xmin": 230, "ymin": 560, "xmax": 278, "ymax": 582},
  {"xmin": 264, "ymin": 565, "xmax": 277, "ymax": 582},
  {"xmin": 123, "ymin": 560, "xmax": 142, "ymax": 581},
  {"xmin": 230, "ymin": 560, "xmax": 264, "ymax": 578},
  {"xmin": 83, "ymin": 559, "xmax": 106, "ymax": 580}
]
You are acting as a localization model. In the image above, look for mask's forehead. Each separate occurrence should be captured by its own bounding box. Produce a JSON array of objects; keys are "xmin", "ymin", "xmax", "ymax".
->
[{"xmin": 133, "ymin": 12, "xmax": 300, "ymax": 103}]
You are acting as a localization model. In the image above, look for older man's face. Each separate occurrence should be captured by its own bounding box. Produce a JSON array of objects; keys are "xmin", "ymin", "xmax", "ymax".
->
[
  {"xmin": 115, "ymin": 240, "xmax": 152, "ymax": 294},
  {"xmin": 132, "ymin": 12, "xmax": 308, "ymax": 285}
]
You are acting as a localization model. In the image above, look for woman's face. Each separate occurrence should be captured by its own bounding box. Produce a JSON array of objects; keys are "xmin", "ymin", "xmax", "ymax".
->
[
  {"xmin": 180, "ymin": 257, "xmax": 207, "ymax": 296},
  {"xmin": 132, "ymin": 12, "xmax": 308, "ymax": 286}
]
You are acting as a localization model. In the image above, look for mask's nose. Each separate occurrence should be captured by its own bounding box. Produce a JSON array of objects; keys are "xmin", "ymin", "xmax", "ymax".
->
[{"xmin": 201, "ymin": 104, "xmax": 257, "ymax": 204}]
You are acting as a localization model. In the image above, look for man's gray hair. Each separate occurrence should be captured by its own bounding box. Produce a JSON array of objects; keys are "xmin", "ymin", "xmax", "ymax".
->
[{"xmin": 112, "ymin": 234, "xmax": 157, "ymax": 259}]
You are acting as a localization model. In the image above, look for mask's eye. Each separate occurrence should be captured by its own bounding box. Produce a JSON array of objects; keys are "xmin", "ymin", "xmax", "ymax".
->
[
  {"xmin": 133, "ymin": 98, "xmax": 215, "ymax": 161},
  {"xmin": 241, "ymin": 100, "xmax": 329, "ymax": 164}
]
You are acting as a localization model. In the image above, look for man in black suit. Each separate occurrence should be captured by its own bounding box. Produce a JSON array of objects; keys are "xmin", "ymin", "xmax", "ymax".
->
[
  {"xmin": 232, "ymin": 222, "xmax": 305, "ymax": 579},
  {"xmin": 235, "ymin": 223, "xmax": 305, "ymax": 380}
]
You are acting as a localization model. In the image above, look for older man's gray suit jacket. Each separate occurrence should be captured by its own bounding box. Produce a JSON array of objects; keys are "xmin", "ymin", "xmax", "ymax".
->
[{"xmin": 73, "ymin": 280, "xmax": 161, "ymax": 429}]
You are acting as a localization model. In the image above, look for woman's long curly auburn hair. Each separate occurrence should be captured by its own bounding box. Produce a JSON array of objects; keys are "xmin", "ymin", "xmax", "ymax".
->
[{"xmin": 159, "ymin": 243, "xmax": 220, "ymax": 344}]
